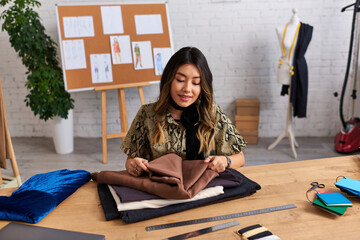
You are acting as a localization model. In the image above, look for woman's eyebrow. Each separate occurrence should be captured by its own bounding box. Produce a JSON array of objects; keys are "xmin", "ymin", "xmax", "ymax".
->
[{"xmin": 175, "ymin": 72, "xmax": 200, "ymax": 79}]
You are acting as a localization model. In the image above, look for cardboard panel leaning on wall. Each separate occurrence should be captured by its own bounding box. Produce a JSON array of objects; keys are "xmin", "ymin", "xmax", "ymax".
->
[{"xmin": 235, "ymin": 98, "xmax": 260, "ymax": 144}]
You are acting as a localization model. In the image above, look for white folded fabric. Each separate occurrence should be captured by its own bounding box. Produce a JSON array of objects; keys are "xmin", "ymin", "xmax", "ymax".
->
[
  {"xmin": 108, "ymin": 185, "xmax": 224, "ymax": 211},
  {"xmin": 256, "ymin": 235, "xmax": 281, "ymax": 240}
]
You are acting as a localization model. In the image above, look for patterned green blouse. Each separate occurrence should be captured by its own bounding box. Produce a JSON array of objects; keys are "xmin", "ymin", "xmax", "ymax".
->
[{"xmin": 120, "ymin": 102, "xmax": 246, "ymax": 161}]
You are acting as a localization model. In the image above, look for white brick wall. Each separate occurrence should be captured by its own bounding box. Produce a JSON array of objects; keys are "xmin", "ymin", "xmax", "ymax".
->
[{"xmin": 0, "ymin": 0, "xmax": 358, "ymax": 137}]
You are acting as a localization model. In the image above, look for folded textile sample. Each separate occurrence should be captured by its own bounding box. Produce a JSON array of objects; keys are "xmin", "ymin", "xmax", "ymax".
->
[
  {"xmin": 0, "ymin": 169, "xmax": 91, "ymax": 223},
  {"xmin": 92, "ymin": 153, "xmax": 219, "ymax": 199},
  {"xmin": 110, "ymin": 169, "xmax": 243, "ymax": 203},
  {"xmin": 238, "ymin": 224, "xmax": 281, "ymax": 240},
  {"xmin": 109, "ymin": 185, "xmax": 224, "ymax": 211},
  {"xmin": 97, "ymin": 168, "xmax": 261, "ymax": 223}
]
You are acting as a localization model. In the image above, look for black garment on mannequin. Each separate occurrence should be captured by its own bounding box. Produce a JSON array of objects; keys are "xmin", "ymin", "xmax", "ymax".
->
[
  {"xmin": 281, "ymin": 23, "xmax": 313, "ymax": 118},
  {"xmin": 280, "ymin": 85, "xmax": 290, "ymax": 96}
]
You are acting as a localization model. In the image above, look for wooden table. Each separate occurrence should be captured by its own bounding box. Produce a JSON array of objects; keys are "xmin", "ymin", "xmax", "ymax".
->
[{"xmin": 1, "ymin": 155, "xmax": 360, "ymax": 239}]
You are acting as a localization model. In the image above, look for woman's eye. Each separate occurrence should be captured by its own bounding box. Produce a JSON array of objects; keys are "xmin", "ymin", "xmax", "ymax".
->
[
  {"xmin": 176, "ymin": 79, "xmax": 184, "ymax": 82},
  {"xmin": 193, "ymin": 82, "xmax": 200, "ymax": 85}
]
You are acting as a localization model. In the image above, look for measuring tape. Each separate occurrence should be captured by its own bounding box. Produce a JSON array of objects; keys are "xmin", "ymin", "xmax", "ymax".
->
[
  {"xmin": 162, "ymin": 220, "xmax": 240, "ymax": 240},
  {"xmin": 146, "ymin": 204, "xmax": 296, "ymax": 231}
]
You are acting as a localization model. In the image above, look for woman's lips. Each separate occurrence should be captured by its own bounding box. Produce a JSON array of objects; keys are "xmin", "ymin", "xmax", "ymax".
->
[{"xmin": 179, "ymin": 95, "xmax": 192, "ymax": 101}]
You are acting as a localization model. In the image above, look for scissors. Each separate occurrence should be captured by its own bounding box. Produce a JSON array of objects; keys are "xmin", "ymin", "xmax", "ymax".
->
[{"xmin": 307, "ymin": 182, "xmax": 325, "ymax": 192}]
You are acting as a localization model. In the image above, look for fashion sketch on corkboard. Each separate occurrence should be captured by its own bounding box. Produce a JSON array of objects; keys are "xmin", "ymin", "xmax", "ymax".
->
[
  {"xmin": 90, "ymin": 54, "xmax": 113, "ymax": 83},
  {"xmin": 110, "ymin": 35, "xmax": 132, "ymax": 64},
  {"xmin": 100, "ymin": 6, "xmax": 124, "ymax": 35},
  {"xmin": 153, "ymin": 47, "xmax": 172, "ymax": 76},
  {"xmin": 132, "ymin": 41, "xmax": 154, "ymax": 70}
]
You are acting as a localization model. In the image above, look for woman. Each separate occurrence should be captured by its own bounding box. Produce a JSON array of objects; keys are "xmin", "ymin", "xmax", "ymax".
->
[{"xmin": 121, "ymin": 47, "xmax": 246, "ymax": 176}]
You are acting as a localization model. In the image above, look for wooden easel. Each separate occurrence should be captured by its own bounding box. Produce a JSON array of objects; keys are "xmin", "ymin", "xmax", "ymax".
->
[
  {"xmin": 267, "ymin": 95, "xmax": 299, "ymax": 159},
  {"xmin": 94, "ymin": 82, "xmax": 149, "ymax": 164},
  {"xmin": 0, "ymin": 77, "xmax": 22, "ymax": 186}
]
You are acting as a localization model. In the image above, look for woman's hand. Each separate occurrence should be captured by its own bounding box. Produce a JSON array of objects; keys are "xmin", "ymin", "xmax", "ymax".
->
[
  {"xmin": 204, "ymin": 156, "xmax": 228, "ymax": 173},
  {"xmin": 125, "ymin": 157, "xmax": 149, "ymax": 177},
  {"xmin": 205, "ymin": 152, "xmax": 245, "ymax": 172}
]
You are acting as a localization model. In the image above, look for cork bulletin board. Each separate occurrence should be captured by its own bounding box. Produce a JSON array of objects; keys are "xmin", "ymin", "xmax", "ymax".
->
[{"xmin": 56, "ymin": 2, "xmax": 173, "ymax": 92}]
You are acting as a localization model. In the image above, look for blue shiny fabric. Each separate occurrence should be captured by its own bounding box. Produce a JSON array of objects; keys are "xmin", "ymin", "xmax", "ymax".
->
[{"xmin": 0, "ymin": 169, "xmax": 90, "ymax": 223}]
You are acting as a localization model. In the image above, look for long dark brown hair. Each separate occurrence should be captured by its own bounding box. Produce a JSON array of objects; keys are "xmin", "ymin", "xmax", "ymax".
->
[{"xmin": 154, "ymin": 47, "xmax": 215, "ymax": 155}]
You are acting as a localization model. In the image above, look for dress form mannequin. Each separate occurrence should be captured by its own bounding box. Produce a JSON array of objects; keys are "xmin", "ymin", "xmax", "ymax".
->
[
  {"xmin": 268, "ymin": 9, "xmax": 301, "ymax": 159},
  {"xmin": 275, "ymin": 9, "xmax": 300, "ymax": 85}
]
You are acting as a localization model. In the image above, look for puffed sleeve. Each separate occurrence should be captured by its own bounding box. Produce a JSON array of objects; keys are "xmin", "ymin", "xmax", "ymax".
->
[
  {"xmin": 213, "ymin": 104, "xmax": 247, "ymax": 155},
  {"xmin": 120, "ymin": 104, "xmax": 151, "ymax": 160}
]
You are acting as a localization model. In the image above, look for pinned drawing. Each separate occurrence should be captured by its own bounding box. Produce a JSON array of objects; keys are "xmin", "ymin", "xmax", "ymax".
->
[
  {"xmin": 62, "ymin": 39, "xmax": 87, "ymax": 70},
  {"xmin": 110, "ymin": 35, "xmax": 132, "ymax": 64},
  {"xmin": 101, "ymin": 6, "xmax": 124, "ymax": 35},
  {"xmin": 134, "ymin": 14, "xmax": 163, "ymax": 35},
  {"xmin": 112, "ymin": 38, "xmax": 121, "ymax": 62},
  {"xmin": 63, "ymin": 16, "xmax": 94, "ymax": 38},
  {"xmin": 134, "ymin": 43, "xmax": 142, "ymax": 68},
  {"xmin": 90, "ymin": 54, "xmax": 113, "ymax": 83},
  {"xmin": 153, "ymin": 48, "xmax": 172, "ymax": 75},
  {"xmin": 132, "ymin": 41, "xmax": 154, "ymax": 70}
]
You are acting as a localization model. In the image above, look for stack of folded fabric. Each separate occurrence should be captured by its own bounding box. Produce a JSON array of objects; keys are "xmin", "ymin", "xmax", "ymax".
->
[
  {"xmin": 334, "ymin": 177, "xmax": 360, "ymax": 197},
  {"xmin": 92, "ymin": 154, "xmax": 261, "ymax": 223},
  {"xmin": 237, "ymin": 224, "xmax": 281, "ymax": 240},
  {"xmin": 312, "ymin": 192, "xmax": 352, "ymax": 216}
]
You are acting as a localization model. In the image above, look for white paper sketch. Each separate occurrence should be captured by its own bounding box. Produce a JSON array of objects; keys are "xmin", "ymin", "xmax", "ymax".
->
[
  {"xmin": 153, "ymin": 48, "xmax": 172, "ymax": 75},
  {"xmin": 134, "ymin": 14, "xmax": 163, "ymax": 35},
  {"xmin": 132, "ymin": 41, "xmax": 154, "ymax": 70},
  {"xmin": 90, "ymin": 54, "xmax": 113, "ymax": 83},
  {"xmin": 101, "ymin": 6, "xmax": 124, "ymax": 35},
  {"xmin": 63, "ymin": 16, "xmax": 94, "ymax": 38},
  {"xmin": 62, "ymin": 39, "xmax": 87, "ymax": 70},
  {"xmin": 110, "ymin": 35, "xmax": 132, "ymax": 64}
]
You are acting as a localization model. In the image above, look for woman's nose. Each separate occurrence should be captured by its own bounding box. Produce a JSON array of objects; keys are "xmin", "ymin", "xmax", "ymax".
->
[{"xmin": 182, "ymin": 83, "xmax": 191, "ymax": 93}]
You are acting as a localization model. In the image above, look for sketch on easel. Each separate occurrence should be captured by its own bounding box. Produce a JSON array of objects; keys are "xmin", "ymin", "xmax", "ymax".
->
[
  {"xmin": 63, "ymin": 16, "xmax": 94, "ymax": 38},
  {"xmin": 134, "ymin": 14, "xmax": 163, "ymax": 35},
  {"xmin": 90, "ymin": 54, "xmax": 113, "ymax": 83},
  {"xmin": 132, "ymin": 41, "xmax": 154, "ymax": 70},
  {"xmin": 62, "ymin": 39, "xmax": 87, "ymax": 70},
  {"xmin": 101, "ymin": 6, "xmax": 124, "ymax": 35},
  {"xmin": 153, "ymin": 48, "xmax": 172, "ymax": 75},
  {"xmin": 110, "ymin": 35, "xmax": 132, "ymax": 64}
]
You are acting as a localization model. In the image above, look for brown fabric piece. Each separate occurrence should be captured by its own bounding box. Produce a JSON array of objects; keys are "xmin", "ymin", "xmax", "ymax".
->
[
  {"xmin": 91, "ymin": 154, "xmax": 219, "ymax": 199},
  {"xmin": 0, "ymin": 77, "xmax": 9, "ymax": 169}
]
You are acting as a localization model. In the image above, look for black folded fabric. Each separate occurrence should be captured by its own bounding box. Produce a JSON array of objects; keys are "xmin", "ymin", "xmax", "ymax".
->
[
  {"xmin": 97, "ymin": 169, "xmax": 261, "ymax": 223},
  {"xmin": 98, "ymin": 184, "xmax": 121, "ymax": 220},
  {"xmin": 238, "ymin": 224, "xmax": 263, "ymax": 234},
  {"xmin": 238, "ymin": 224, "xmax": 274, "ymax": 240}
]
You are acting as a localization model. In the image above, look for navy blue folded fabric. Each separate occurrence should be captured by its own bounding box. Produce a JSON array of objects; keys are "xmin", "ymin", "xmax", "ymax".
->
[
  {"xmin": 98, "ymin": 169, "xmax": 261, "ymax": 223},
  {"xmin": 0, "ymin": 169, "xmax": 91, "ymax": 223}
]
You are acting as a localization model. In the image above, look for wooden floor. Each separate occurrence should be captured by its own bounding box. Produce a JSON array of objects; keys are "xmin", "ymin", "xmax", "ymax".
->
[{"xmin": 1, "ymin": 137, "xmax": 356, "ymax": 182}]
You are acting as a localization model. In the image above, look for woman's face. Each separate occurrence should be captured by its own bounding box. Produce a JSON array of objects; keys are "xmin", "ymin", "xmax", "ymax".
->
[{"xmin": 170, "ymin": 64, "xmax": 201, "ymax": 108}]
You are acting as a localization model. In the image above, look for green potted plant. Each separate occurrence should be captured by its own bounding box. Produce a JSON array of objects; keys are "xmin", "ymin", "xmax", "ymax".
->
[{"xmin": 1, "ymin": 0, "xmax": 75, "ymax": 153}]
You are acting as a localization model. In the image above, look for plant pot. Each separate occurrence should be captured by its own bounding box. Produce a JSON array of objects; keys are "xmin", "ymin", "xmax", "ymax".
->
[{"xmin": 52, "ymin": 109, "xmax": 74, "ymax": 154}]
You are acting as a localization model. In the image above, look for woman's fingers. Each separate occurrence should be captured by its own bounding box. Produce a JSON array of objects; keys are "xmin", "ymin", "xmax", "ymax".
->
[
  {"xmin": 138, "ymin": 159, "xmax": 149, "ymax": 172},
  {"xmin": 205, "ymin": 156, "xmax": 226, "ymax": 173},
  {"xmin": 127, "ymin": 158, "xmax": 149, "ymax": 176}
]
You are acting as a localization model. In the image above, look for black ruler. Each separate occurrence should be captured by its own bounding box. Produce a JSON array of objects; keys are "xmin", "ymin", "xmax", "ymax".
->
[
  {"xmin": 162, "ymin": 220, "xmax": 240, "ymax": 240},
  {"xmin": 146, "ymin": 204, "xmax": 296, "ymax": 231}
]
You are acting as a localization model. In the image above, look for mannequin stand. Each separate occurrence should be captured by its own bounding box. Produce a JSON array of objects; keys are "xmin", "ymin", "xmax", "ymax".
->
[{"xmin": 267, "ymin": 96, "xmax": 299, "ymax": 159}]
